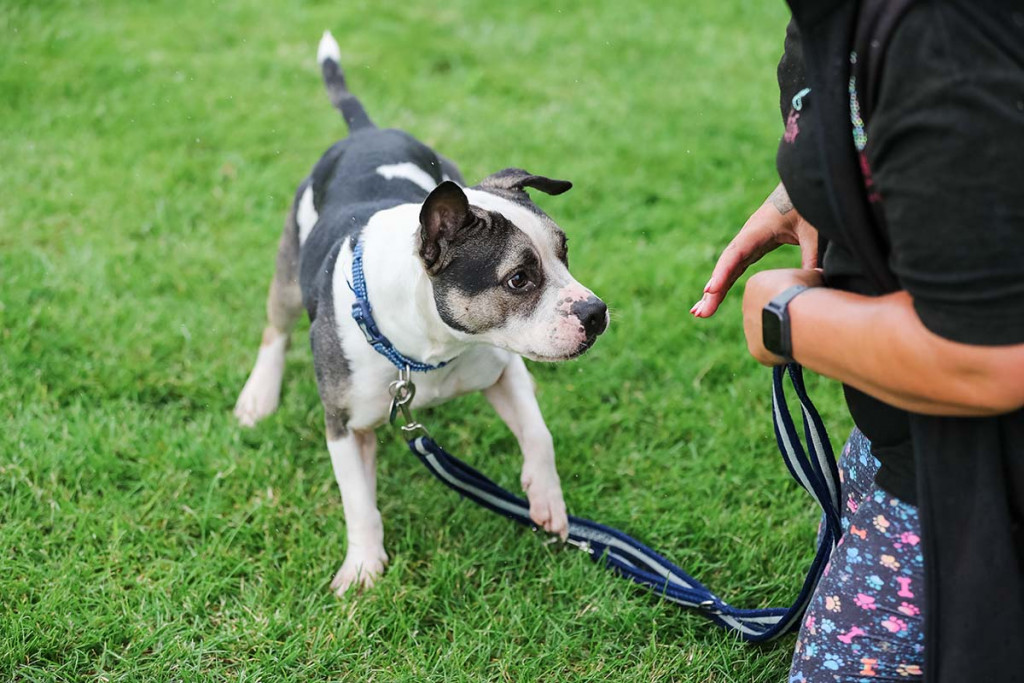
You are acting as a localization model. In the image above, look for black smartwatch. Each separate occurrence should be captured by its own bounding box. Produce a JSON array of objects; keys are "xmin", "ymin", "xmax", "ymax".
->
[{"xmin": 761, "ymin": 285, "xmax": 810, "ymax": 362}]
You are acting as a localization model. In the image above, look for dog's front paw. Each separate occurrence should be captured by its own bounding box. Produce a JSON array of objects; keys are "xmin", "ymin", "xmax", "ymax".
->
[
  {"xmin": 233, "ymin": 381, "xmax": 280, "ymax": 427},
  {"xmin": 522, "ymin": 468, "xmax": 569, "ymax": 540},
  {"xmin": 330, "ymin": 547, "xmax": 389, "ymax": 596}
]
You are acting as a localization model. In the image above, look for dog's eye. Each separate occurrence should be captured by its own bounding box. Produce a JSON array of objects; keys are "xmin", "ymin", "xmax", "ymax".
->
[{"xmin": 506, "ymin": 271, "xmax": 530, "ymax": 291}]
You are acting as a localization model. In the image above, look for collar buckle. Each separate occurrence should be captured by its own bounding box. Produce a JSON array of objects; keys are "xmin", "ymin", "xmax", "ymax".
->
[{"xmin": 351, "ymin": 299, "xmax": 388, "ymax": 348}]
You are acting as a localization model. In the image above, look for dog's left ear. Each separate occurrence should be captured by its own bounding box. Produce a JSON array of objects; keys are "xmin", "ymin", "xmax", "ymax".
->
[
  {"xmin": 478, "ymin": 168, "xmax": 572, "ymax": 196},
  {"xmin": 419, "ymin": 181, "xmax": 472, "ymax": 274}
]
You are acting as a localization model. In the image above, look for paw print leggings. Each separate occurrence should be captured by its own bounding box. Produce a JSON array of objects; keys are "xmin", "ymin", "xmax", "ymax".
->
[{"xmin": 789, "ymin": 428, "xmax": 925, "ymax": 682}]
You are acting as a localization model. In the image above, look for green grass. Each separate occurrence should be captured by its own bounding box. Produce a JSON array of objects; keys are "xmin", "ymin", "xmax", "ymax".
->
[{"xmin": 0, "ymin": 0, "xmax": 853, "ymax": 680}]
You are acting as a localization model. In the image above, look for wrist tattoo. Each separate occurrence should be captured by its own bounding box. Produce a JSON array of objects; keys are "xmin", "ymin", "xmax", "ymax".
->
[{"xmin": 769, "ymin": 184, "xmax": 794, "ymax": 215}]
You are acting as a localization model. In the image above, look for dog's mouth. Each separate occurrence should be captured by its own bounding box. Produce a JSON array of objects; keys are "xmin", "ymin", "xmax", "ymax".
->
[{"xmin": 522, "ymin": 338, "xmax": 597, "ymax": 363}]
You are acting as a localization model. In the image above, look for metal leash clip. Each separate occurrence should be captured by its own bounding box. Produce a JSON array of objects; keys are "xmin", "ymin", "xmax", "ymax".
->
[
  {"xmin": 544, "ymin": 533, "xmax": 593, "ymax": 555},
  {"xmin": 388, "ymin": 366, "xmax": 430, "ymax": 438}
]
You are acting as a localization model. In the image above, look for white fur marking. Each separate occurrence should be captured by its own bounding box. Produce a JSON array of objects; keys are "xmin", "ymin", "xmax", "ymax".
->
[
  {"xmin": 317, "ymin": 30, "xmax": 341, "ymax": 65},
  {"xmin": 463, "ymin": 189, "xmax": 562, "ymax": 268},
  {"xmin": 376, "ymin": 163, "xmax": 438, "ymax": 195},
  {"xmin": 297, "ymin": 186, "xmax": 318, "ymax": 245}
]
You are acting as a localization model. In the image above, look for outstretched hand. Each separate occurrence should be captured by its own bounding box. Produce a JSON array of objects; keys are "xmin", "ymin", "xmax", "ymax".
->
[{"xmin": 691, "ymin": 182, "xmax": 818, "ymax": 318}]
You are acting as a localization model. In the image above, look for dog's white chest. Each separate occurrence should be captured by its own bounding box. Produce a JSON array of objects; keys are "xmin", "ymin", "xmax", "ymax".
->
[{"xmin": 344, "ymin": 347, "xmax": 511, "ymax": 431}]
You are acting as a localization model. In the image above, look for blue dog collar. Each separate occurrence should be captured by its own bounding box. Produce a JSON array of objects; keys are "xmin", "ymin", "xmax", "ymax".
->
[{"xmin": 348, "ymin": 239, "xmax": 449, "ymax": 373}]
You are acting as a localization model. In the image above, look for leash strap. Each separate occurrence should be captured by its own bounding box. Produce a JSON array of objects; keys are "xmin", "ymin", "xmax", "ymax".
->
[{"xmin": 402, "ymin": 363, "xmax": 841, "ymax": 641}]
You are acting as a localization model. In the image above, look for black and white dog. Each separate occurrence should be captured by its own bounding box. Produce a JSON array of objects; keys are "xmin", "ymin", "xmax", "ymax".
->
[{"xmin": 234, "ymin": 32, "xmax": 608, "ymax": 595}]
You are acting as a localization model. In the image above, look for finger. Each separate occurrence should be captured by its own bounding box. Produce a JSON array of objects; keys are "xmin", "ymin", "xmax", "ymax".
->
[
  {"xmin": 799, "ymin": 239, "xmax": 818, "ymax": 270},
  {"xmin": 798, "ymin": 240, "xmax": 815, "ymax": 270},
  {"xmin": 697, "ymin": 241, "xmax": 774, "ymax": 317},
  {"xmin": 796, "ymin": 220, "xmax": 819, "ymax": 270},
  {"xmin": 705, "ymin": 236, "xmax": 755, "ymax": 295}
]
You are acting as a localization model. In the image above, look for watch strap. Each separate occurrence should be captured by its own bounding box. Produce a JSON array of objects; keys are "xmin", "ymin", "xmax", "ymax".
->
[{"xmin": 762, "ymin": 285, "xmax": 810, "ymax": 361}]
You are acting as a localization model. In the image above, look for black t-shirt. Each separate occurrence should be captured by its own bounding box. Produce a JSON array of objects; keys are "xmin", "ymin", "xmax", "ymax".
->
[{"xmin": 776, "ymin": 2, "xmax": 1024, "ymax": 504}]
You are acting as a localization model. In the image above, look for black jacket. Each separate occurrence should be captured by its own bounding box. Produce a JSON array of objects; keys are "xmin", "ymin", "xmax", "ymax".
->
[{"xmin": 783, "ymin": 1, "xmax": 1024, "ymax": 680}]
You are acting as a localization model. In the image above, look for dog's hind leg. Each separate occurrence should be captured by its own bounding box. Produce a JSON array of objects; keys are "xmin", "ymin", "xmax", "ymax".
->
[{"xmin": 234, "ymin": 183, "xmax": 306, "ymax": 427}]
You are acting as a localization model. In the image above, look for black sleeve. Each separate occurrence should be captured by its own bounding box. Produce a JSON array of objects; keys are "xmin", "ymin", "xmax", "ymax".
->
[{"xmin": 867, "ymin": 1, "xmax": 1024, "ymax": 346}]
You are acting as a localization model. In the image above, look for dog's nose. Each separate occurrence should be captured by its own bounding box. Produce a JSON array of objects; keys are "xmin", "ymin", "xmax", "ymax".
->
[{"xmin": 574, "ymin": 297, "xmax": 608, "ymax": 338}]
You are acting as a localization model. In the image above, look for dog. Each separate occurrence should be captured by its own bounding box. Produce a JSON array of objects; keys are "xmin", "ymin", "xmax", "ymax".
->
[{"xmin": 234, "ymin": 31, "xmax": 608, "ymax": 595}]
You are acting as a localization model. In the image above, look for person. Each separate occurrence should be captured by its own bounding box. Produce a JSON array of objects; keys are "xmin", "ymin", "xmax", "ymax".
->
[{"xmin": 692, "ymin": 1, "xmax": 1024, "ymax": 681}]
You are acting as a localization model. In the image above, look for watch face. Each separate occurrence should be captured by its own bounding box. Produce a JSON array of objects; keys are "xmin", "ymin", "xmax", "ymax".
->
[{"xmin": 762, "ymin": 308, "xmax": 784, "ymax": 356}]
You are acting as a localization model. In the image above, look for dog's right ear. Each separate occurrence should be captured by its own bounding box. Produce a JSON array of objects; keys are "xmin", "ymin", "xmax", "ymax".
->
[
  {"xmin": 478, "ymin": 168, "xmax": 572, "ymax": 196},
  {"xmin": 419, "ymin": 181, "xmax": 471, "ymax": 274}
]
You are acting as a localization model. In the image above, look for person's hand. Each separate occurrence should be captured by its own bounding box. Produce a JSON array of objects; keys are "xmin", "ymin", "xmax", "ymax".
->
[
  {"xmin": 691, "ymin": 182, "xmax": 818, "ymax": 318},
  {"xmin": 742, "ymin": 268, "xmax": 824, "ymax": 365}
]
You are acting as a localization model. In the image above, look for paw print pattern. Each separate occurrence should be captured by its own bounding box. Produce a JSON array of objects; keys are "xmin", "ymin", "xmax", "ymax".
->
[
  {"xmin": 898, "ymin": 602, "xmax": 920, "ymax": 617},
  {"xmin": 880, "ymin": 554, "xmax": 901, "ymax": 571},
  {"xmin": 854, "ymin": 593, "xmax": 877, "ymax": 610},
  {"xmin": 882, "ymin": 616, "xmax": 908, "ymax": 634},
  {"xmin": 790, "ymin": 429, "xmax": 924, "ymax": 681},
  {"xmin": 897, "ymin": 664, "xmax": 923, "ymax": 677}
]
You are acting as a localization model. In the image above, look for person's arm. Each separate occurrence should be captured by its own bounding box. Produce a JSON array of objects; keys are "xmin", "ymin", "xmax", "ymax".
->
[
  {"xmin": 743, "ymin": 269, "xmax": 1024, "ymax": 416},
  {"xmin": 738, "ymin": 13, "xmax": 1024, "ymax": 417}
]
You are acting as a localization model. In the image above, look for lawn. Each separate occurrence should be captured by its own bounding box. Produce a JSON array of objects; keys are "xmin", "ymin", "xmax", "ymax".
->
[{"xmin": 0, "ymin": 0, "xmax": 853, "ymax": 680}]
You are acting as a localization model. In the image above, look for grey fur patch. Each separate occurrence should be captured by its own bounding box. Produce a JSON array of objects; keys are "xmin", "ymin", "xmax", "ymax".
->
[
  {"xmin": 430, "ymin": 208, "xmax": 547, "ymax": 334},
  {"xmin": 309, "ymin": 244, "xmax": 351, "ymax": 439},
  {"xmin": 267, "ymin": 179, "xmax": 309, "ymax": 333}
]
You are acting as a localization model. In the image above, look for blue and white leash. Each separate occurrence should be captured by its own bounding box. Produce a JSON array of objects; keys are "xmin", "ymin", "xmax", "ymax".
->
[
  {"xmin": 350, "ymin": 239, "xmax": 841, "ymax": 641},
  {"xmin": 390, "ymin": 363, "xmax": 841, "ymax": 642}
]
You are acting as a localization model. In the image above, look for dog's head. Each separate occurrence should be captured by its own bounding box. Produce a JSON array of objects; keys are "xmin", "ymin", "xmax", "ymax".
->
[{"xmin": 417, "ymin": 169, "xmax": 607, "ymax": 361}]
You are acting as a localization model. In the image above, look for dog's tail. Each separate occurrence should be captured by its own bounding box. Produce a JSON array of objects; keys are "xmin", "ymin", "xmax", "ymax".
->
[{"xmin": 317, "ymin": 30, "xmax": 374, "ymax": 132}]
